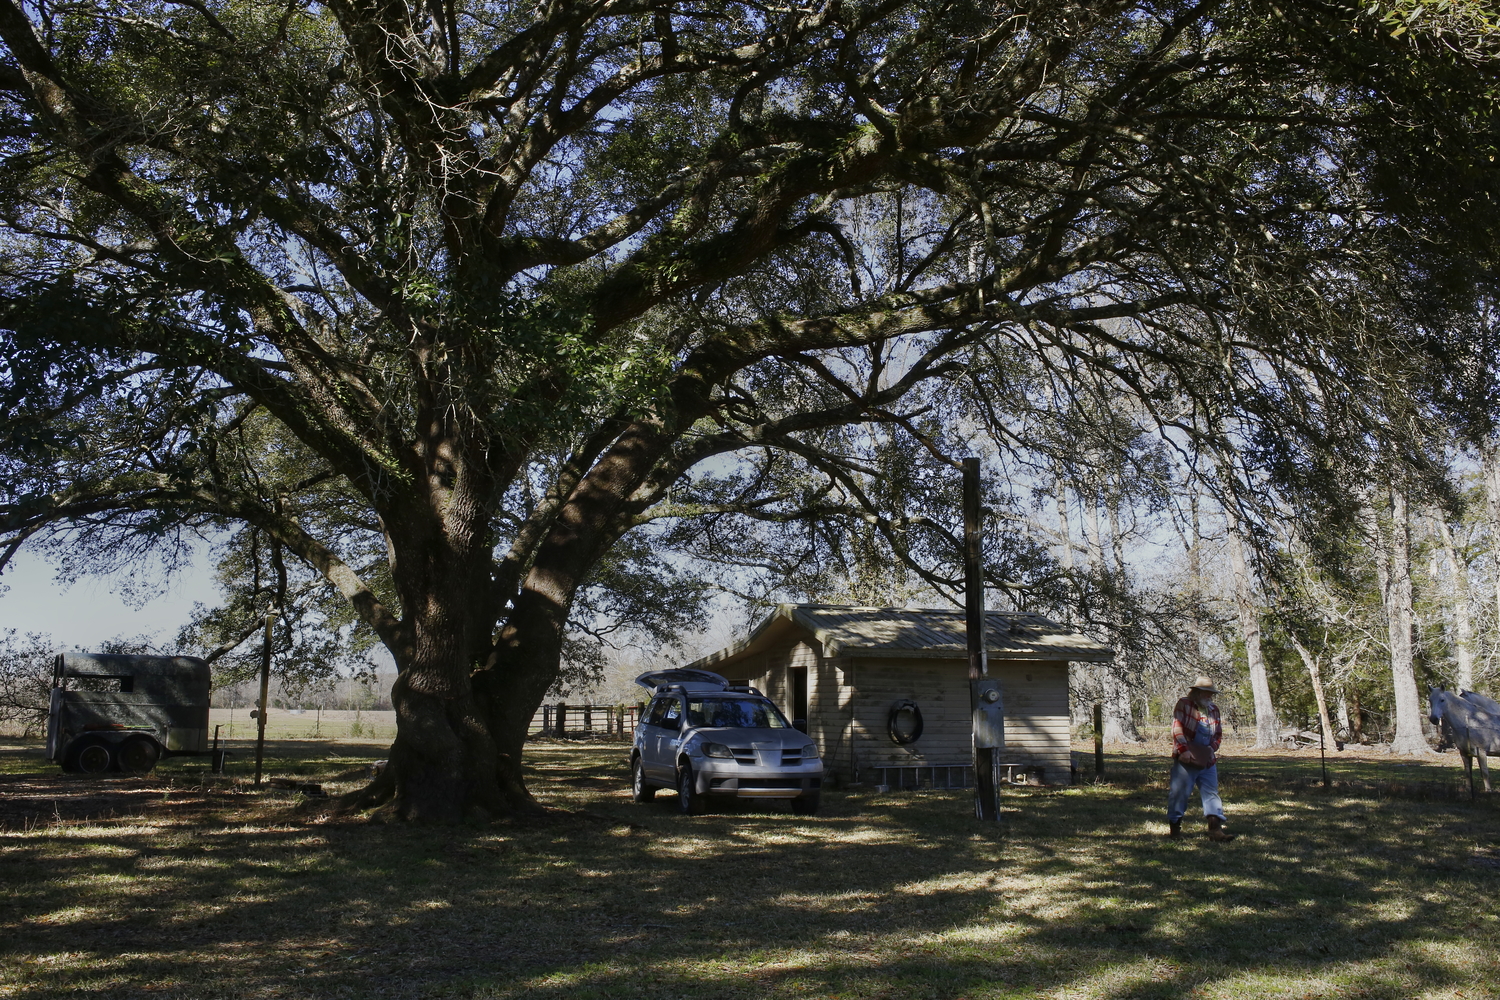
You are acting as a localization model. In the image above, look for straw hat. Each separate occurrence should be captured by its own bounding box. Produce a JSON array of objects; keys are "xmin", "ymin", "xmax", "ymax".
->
[{"xmin": 1188, "ymin": 676, "xmax": 1218, "ymax": 694}]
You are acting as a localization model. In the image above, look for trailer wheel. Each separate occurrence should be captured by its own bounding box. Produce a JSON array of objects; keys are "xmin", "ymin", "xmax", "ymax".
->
[
  {"xmin": 69, "ymin": 737, "xmax": 114, "ymax": 774},
  {"xmin": 117, "ymin": 736, "xmax": 161, "ymax": 775}
]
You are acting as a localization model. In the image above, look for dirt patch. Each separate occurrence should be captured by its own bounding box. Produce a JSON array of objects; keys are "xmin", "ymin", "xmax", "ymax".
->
[{"xmin": 0, "ymin": 772, "xmax": 252, "ymax": 830}]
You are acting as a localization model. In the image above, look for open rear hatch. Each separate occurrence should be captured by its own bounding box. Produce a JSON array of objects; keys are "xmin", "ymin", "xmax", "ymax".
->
[{"xmin": 634, "ymin": 669, "xmax": 728, "ymax": 693}]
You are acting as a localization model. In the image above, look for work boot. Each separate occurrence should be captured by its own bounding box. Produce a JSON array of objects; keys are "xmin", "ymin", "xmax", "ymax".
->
[
  {"xmin": 1165, "ymin": 819, "xmax": 1181, "ymax": 838},
  {"xmin": 1207, "ymin": 815, "xmax": 1235, "ymax": 841}
]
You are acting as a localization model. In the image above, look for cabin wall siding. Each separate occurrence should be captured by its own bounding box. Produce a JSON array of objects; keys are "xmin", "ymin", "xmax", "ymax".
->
[
  {"xmin": 835, "ymin": 657, "xmax": 1072, "ymax": 785},
  {"xmin": 703, "ymin": 626, "xmax": 1074, "ymax": 785},
  {"xmin": 809, "ymin": 656, "xmax": 855, "ymax": 766},
  {"xmin": 808, "ymin": 648, "xmax": 838, "ymax": 755}
]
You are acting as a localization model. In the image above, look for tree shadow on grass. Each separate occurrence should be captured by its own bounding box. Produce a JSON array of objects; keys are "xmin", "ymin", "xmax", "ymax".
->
[{"xmin": 0, "ymin": 745, "xmax": 1497, "ymax": 999}]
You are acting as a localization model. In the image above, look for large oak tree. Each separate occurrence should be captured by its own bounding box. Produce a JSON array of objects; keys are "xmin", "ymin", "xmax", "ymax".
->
[{"xmin": 1, "ymin": 0, "xmax": 1494, "ymax": 818}]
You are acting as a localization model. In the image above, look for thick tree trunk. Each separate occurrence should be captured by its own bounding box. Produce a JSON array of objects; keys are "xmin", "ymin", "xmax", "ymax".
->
[
  {"xmin": 1437, "ymin": 516, "xmax": 1476, "ymax": 692},
  {"xmin": 350, "ymin": 389, "xmax": 684, "ymax": 821},
  {"xmin": 1484, "ymin": 441, "xmax": 1500, "ymax": 636},
  {"xmin": 1229, "ymin": 527, "xmax": 1279, "ymax": 748},
  {"xmin": 1368, "ymin": 489, "xmax": 1435, "ymax": 756},
  {"xmin": 1055, "ymin": 478, "xmax": 1091, "ymax": 731},
  {"xmin": 1187, "ymin": 488, "xmax": 1203, "ymax": 662},
  {"xmin": 1099, "ymin": 665, "xmax": 1140, "ymax": 744},
  {"xmin": 370, "ymin": 555, "xmax": 570, "ymax": 821},
  {"xmin": 1094, "ymin": 493, "xmax": 1140, "ymax": 743},
  {"xmin": 1055, "ymin": 477, "xmax": 1074, "ymax": 576},
  {"xmin": 379, "ymin": 492, "xmax": 518, "ymax": 822},
  {"xmin": 1346, "ymin": 683, "xmax": 1364, "ymax": 744}
]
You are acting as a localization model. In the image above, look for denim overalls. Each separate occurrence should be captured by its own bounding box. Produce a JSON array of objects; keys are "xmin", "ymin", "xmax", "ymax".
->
[{"xmin": 1168, "ymin": 710, "xmax": 1224, "ymax": 822}]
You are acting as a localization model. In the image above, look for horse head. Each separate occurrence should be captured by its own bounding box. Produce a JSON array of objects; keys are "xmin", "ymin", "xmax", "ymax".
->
[{"xmin": 1428, "ymin": 686, "xmax": 1446, "ymax": 726}]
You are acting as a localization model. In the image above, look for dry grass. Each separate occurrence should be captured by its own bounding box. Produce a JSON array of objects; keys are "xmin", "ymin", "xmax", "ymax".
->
[{"xmin": 1, "ymin": 739, "xmax": 1498, "ymax": 999}]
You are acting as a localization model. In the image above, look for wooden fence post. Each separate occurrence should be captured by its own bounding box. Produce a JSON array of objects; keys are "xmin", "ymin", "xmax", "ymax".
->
[{"xmin": 557, "ymin": 702, "xmax": 567, "ymax": 737}]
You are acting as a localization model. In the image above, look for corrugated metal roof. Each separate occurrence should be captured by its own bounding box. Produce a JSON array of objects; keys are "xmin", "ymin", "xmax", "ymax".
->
[
  {"xmin": 790, "ymin": 604, "xmax": 1112, "ymax": 660},
  {"xmin": 684, "ymin": 603, "xmax": 1113, "ymax": 670}
]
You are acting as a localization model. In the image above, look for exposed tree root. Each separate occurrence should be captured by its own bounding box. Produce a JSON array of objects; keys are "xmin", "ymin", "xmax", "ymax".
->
[
  {"xmin": 1388, "ymin": 737, "xmax": 1440, "ymax": 756},
  {"xmin": 327, "ymin": 764, "xmax": 396, "ymax": 815}
]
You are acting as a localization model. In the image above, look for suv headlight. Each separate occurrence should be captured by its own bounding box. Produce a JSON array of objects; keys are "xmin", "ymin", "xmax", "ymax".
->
[
  {"xmin": 701, "ymin": 742, "xmax": 733, "ymax": 758},
  {"xmin": 802, "ymin": 743, "xmax": 820, "ymax": 758}
]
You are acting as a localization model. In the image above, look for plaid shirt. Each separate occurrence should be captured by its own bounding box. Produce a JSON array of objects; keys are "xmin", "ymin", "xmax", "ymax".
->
[{"xmin": 1171, "ymin": 696, "xmax": 1221, "ymax": 757}]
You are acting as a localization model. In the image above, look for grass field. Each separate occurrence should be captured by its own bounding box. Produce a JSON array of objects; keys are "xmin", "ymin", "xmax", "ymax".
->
[
  {"xmin": 1, "ymin": 738, "xmax": 1497, "ymax": 999},
  {"xmin": 206, "ymin": 708, "xmax": 400, "ymax": 743}
]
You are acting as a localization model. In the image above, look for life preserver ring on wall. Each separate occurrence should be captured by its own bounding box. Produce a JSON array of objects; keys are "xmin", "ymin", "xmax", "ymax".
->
[{"xmin": 888, "ymin": 699, "xmax": 923, "ymax": 745}]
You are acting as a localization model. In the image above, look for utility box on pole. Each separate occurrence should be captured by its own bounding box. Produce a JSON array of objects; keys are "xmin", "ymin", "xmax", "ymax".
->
[{"xmin": 972, "ymin": 678, "xmax": 1005, "ymax": 749}]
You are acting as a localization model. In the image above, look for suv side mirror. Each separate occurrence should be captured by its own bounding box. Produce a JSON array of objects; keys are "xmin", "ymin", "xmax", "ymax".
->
[{"xmin": 793, "ymin": 718, "xmax": 807, "ymax": 733}]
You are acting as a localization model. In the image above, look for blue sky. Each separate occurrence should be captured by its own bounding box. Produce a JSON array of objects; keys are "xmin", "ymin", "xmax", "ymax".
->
[{"xmin": 0, "ymin": 548, "xmax": 216, "ymax": 649}]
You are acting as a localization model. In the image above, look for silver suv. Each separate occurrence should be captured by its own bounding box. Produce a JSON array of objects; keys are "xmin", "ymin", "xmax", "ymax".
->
[{"xmin": 630, "ymin": 669, "xmax": 823, "ymax": 815}]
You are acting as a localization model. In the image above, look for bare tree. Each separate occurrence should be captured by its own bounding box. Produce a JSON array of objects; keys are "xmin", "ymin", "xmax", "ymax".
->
[
  {"xmin": 1229, "ymin": 525, "xmax": 1280, "ymax": 747},
  {"xmin": 1367, "ymin": 488, "xmax": 1437, "ymax": 755}
]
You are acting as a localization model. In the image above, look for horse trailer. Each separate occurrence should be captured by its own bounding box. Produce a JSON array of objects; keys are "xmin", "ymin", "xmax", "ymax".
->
[{"xmin": 46, "ymin": 653, "xmax": 212, "ymax": 775}]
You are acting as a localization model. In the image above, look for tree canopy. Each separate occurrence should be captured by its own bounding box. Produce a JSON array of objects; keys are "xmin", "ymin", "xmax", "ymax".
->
[{"xmin": 2, "ymin": 0, "xmax": 1497, "ymax": 819}]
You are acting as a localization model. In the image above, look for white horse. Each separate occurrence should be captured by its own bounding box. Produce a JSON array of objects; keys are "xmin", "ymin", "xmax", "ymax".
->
[
  {"xmin": 1429, "ymin": 687, "xmax": 1500, "ymax": 798},
  {"xmin": 1463, "ymin": 689, "xmax": 1500, "ymax": 716}
]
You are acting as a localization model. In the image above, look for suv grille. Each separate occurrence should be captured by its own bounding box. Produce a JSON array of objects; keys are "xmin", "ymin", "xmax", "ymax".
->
[
  {"xmin": 741, "ymin": 778, "xmax": 804, "ymax": 789},
  {"xmin": 729, "ymin": 748, "xmax": 805, "ymax": 766}
]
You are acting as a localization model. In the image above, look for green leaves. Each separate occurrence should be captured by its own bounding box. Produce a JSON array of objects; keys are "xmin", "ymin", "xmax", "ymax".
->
[{"xmin": 0, "ymin": 0, "xmax": 1496, "ymax": 766}]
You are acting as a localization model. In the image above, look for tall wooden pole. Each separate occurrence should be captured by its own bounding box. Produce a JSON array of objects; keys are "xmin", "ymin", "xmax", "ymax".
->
[
  {"xmin": 254, "ymin": 611, "xmax": 277, "ymax": 788},
  {"xmin": 965, "ymin": 458, "xmax": 1000, "ymax": 821}
]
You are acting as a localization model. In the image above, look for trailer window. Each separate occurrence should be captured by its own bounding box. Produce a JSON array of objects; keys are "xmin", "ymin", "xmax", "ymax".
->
[{"xmin": 63, "ymin": 674, "xmax": 134, "ymax": 693}]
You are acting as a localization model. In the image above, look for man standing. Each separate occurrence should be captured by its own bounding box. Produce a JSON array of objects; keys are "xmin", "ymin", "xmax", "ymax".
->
[{"xmin": 1167, "ymin": 677, "xmax": 1235, "ymax": 841}]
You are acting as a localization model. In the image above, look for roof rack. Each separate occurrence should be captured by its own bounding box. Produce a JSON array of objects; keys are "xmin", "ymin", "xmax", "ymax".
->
[{"xmin": 655, "ymin": 682, "xmax": 766, "ymax": 699}]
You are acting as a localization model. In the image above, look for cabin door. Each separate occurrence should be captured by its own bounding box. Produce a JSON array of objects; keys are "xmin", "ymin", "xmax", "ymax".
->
[{"xmin": 789, "ymin": 667, "xmax": 808, "ymax": 728}]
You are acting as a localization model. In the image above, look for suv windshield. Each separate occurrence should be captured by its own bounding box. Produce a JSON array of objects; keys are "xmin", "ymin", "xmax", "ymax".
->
[{"xmin": 686, "ymin": 696, "xmax": 789, "ymax": 729}]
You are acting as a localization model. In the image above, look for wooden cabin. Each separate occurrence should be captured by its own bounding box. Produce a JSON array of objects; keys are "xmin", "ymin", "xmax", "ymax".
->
[{"xmin": 680, "ymin": 604, "xmax": 1112, "ymax": 787}]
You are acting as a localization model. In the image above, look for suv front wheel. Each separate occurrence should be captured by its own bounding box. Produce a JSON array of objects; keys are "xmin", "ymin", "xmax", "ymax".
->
[
  {"xmin": 791, "ymin": 791, "xmax": 821, "ymax": 816},
  {"xmin": 676, "ymin": 762, "xmax": 706, "ymax": 815},
  {"xmin": 631, "ymin": 755, "xmax": 656, "ymax": 803}
]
